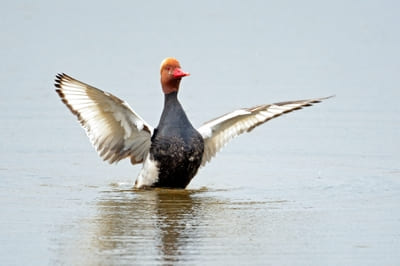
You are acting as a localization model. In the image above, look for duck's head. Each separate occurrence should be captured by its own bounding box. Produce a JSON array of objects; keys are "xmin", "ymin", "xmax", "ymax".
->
[{"xmin": 160, "ymin": 57, "xmax": 190, "ymax": 94}]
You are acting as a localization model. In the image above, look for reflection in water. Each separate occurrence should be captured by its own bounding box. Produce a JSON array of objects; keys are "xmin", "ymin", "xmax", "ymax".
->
[
  {"xmin": 92, "ymin": 188, "xmax": 218, "ymax": 264},
  {"xmin": 68, "ymin": 186, "xmax": 278, "ymax": 265},
  {"xmin": 55, "ymin": 186, "xmax": 297, "ymax": 265},
  {"xmin": 155, "ymin": 190, "xmax": 198, "ymax": 263}
]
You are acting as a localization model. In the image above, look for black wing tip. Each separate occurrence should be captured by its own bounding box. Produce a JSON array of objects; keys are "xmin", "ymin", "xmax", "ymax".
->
[
  {"xmin": 54, "ymin": 72, "xmax": 76, "ymax": 84},
  {"xmin": 309, "ymin": 95, "xmax": 335, "ymax": 104},
  {"xmin": 53, "ymin": 74, "xmax": 80, "ymax": 117},
  {"xmin": 55, "ymin": 72, "xmax": 67, "ymax": 80},
  {"xmin": 319, "ymin": 95, "xmax": 335, "ymax": 101},
  {"xmin": 55, "ymin": 87, "xmax": 63, "ymax": 96},
  {"xmin": 54, "ymin": 73, "xmax": 67, "ymax": 87},
  {"xmin": 54, "ymin": 73, "xmax": 65, "ymax": 93},
  {"xmin": 275, "ymin": 95, "xmax": 335, "ymax": 106}
]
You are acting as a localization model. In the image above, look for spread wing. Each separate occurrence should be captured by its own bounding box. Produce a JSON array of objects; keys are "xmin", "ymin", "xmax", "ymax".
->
[
  {"xmin": 197, "ymin": 96, "xmax": 333, "ymax": 166},
  {"xmin": 55, "ymin": 73, "xmax": 153, "ymax": 164}
]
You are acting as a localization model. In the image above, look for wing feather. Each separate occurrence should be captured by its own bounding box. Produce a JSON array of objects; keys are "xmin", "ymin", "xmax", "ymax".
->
[
  {"xmin": 198, "ymin": 96, "xmax": 333, "ymax": 166},
  {"xmin": 55, "ymin": 73, "xmax": 153, "ymax": 164}
]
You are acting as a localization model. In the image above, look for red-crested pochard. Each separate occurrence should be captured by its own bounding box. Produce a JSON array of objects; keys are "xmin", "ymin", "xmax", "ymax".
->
[{"xmin": 55, "ymin": 57, "xmax": 332, "ymax": 188}]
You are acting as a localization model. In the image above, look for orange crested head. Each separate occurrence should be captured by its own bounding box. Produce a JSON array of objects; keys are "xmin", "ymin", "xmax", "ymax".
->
[{"xmin": 160, "ymin": 57, "xmax": 190, "ymax": 94}]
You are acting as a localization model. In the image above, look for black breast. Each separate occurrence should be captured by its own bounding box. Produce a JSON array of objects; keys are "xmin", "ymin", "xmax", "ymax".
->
[{"xmin": 150, "ymin": 92, "xmax": 204, "ymax": 188}]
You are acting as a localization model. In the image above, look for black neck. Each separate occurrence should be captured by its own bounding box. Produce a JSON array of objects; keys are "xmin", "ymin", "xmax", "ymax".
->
[
  {"xmin": 157, "ymin": 91, "xmax": 192, "ymax": 130},
  {"xmin": 163, "ymin": 91, "xmax": 179, "ymax": 106}
]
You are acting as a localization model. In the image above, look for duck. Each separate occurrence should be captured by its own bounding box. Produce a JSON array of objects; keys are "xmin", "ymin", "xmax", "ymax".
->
[{"xmin": 55, "ymin": 57, "xmax": 331, "ymax": 189}]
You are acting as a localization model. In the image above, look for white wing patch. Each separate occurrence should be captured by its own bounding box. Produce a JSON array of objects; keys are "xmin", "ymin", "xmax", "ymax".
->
[
  {"xmin": 55, "ymin": 73, "xmax": 153, "ymax": 164},
  {"xmin": 198, "ymin": 96, "xmax": 333, "ymax": 166},
  {"xmin": 135, "ymin": 154, "xmax": 160, "ymax": 188}
]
